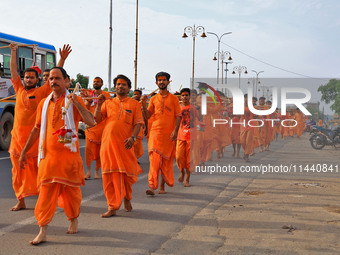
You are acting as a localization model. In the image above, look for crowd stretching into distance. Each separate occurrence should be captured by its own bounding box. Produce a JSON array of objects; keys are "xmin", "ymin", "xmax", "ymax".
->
[{"xmin": 6, "ymin": 43, "xmax": 308, "ymax": 245}]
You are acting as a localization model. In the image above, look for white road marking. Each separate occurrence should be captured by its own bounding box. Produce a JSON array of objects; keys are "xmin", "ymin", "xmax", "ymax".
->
[
  {"xmin": 0, "ymin": 156, "xmax": 10, "ymax": 161},
  {"xmin": 0, "ymin": 173, "xmax": 148, "ymax": 236}
]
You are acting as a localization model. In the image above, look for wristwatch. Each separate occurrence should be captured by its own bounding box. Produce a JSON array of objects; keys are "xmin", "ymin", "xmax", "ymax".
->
[{"xmin": 131, "ymin": 136, "xmax": 137, "ymax": 142}]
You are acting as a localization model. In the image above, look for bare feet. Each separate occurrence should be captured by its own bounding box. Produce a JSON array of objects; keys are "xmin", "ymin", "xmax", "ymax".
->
[
  {"xmin": 101, "ymin": 210, "xmax": 116, "ymax": 218},
  {"xmin": 67, "ymin": 218, "xmax": 78, "ymax": 234},
  {"xmin": 232, "ymin": 152, "xmax": 235, "ymax": 157},
  {"xmin": 124, "ymin": 198, "xmax": 132, "ymax": 212},
  {"xmin": 184, "ymin": 181, "xmax": 191, "ymax": 187},
  {"xmin": 146, "ymin": 189, "xmax": 155, "ymax": 196},
  {"xmin": 243, "ymin": 155, "xmax": 250, "ymax": 162},
  {"xmin": 85, "ymin": 171, "xmax": 91, "ymax": 180},
  {"xmin": 178, "ymin": 172, "xmax": 184, "ymax": 183},
  {"xmin": 159, "ymin": 178, "xmax": 166, "ymax": 194},
  {"xmin": 10, "ymin": 199, "xmax": 26, "ymax": 211},
  {"xmin": 94, "ymin": 170, "xmax": 101, "ymax": 179},
  {"xmin": 30, "ymin": 226, "xmax": 47, "ymax": 245}
]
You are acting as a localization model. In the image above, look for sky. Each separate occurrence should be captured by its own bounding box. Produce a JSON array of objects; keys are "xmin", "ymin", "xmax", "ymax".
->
[{"xmin": 1, "ymin": 0, "xmax": 339, "ymax": 114}]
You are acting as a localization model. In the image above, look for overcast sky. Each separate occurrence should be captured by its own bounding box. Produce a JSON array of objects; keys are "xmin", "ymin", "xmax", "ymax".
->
[{"xmin": 1, "ymin": 0, "xmax": 339, "ymax": 113}]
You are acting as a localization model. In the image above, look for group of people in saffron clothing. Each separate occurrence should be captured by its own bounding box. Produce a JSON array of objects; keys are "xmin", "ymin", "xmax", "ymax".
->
[
  {"xmin": 7, "ymin": 41, "xmax": 307, "ymax": 245},
  {"xmin": 190, "ymin": 84, "xmax": 308, "ymax": 165},
  {"xmin": 7, "ymin": 42, "xmax": 195, "ymax": 245}
]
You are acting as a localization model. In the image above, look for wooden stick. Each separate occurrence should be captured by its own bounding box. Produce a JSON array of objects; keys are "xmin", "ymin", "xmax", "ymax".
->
[
  {"xmin": 69, "ymin": 88, "xmax": 116, "ymax": 94},
  {"xmin": 82, "ymin": 96, "xmax": 111, "ymax": 100},
  {"xmin": 147, "ymin": 88, "xmax": 159, "ymax": 97},
  {"xmin": 0, "ymin": 44, "xmax": 38, "ymax": 49},
  {"xmin": 0, "ymin": 94, "xmax": 16, "ymax": 101},
  {"xmin": 63, "ymin": 82, "xmax": 80, "ymax": 115}
]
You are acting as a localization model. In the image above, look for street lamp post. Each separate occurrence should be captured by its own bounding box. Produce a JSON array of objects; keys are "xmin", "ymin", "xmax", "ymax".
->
[
  {"xmin": 213, "ymin": 51, "xmax": 232, "ymax": 85},
  {"xmin": 207, "ymin": 31, "xmax": 232, "ymax": 84},
  {"xmin": 232, "ymin": 65, "xmax": 248, "ymax": 88},
  {"xmin": 182, "ymin": 25, "xmax": 207, "ymax": 89},
  {"xmin": 248, "ymin": 77, "xmax": 260, "ymax": 97},
  {"xmin": 251, "ymin": 70, "xmax": 264, "ymax": 97},
  {"xmin": 223, "ymin": 61, "xmax": 233, "ymax": 96}
]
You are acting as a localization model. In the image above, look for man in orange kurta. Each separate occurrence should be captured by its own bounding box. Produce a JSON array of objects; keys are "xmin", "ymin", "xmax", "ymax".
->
[
  {"xmin": 240, "ymin": 94, "xmax": 255, "ymax": 162},
  {"xmin": 19, "ymin": 67, "xmax": 95, "ymax": 245},
  {"xmin": 176, "ymin": 88, "xmax": 195, "ymax": 187},
  {"xmin": 294, "ymin": 108, "xmax": 304, "ymax": 138},
  {"xmin": 141, "ymin": 72, "xmax": 182, "ymax": 195},
  {"xmin": 95, "ymin": 75, "xmax": 143, "ymax": 217},
  {"xmin": 82, "ymin": 77, "xmax": 111, "ymax": 179},
  {"xmin": 9, "ymin": 43, "xmax": 71, "ymax": 211},
  {"xmin": 257, "ymin": 97, "xmax": 270, "ymax": 151}
]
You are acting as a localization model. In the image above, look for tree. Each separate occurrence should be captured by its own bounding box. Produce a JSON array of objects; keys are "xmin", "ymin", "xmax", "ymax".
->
[
  {"xmin": 318, "ymin": 79, "xmax": 340, "ymax": 115},
  {"xmin": 70, "ymin": 73, "xmax": 89, "ymax": 89}
]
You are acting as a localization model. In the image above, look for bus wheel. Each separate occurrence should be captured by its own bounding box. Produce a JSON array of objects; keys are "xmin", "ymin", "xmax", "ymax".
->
[{"xmin": 0, "ymin": 112, "xmax": 14, "ymax": 150}]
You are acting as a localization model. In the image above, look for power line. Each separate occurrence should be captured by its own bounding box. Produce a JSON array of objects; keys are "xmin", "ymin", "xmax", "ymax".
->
[{"xmin": 221, "ymin": 41, "xmax": 329, "ymax": 80}]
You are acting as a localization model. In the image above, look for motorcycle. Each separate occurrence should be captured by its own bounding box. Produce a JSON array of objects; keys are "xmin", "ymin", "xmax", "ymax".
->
[{"xmin": 309, "ymin": 125, "xmax": 340, "ymax": 150}]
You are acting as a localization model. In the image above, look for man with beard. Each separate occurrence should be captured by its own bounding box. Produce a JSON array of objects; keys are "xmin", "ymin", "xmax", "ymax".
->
[
  {"xmin": 9, "ymin": 43, "xmax": 71, "ymax": 211},
  {"xmin": 141, "ymin": 72, "xmax": 182, "ymax": 195},
  {"xmin": 19, "ymin": 67, "xmax": 94, "ymax": 245},
  {"xmin": 82, "ymin": 77, "xmax": 111, "ymax": 179},
  {"xmin": 94, "ymin": 74, "xmax": 143, "ymax": 217}
]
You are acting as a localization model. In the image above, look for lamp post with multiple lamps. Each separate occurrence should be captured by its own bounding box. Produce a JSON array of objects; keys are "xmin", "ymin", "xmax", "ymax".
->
[
  {"xmin": 223, "ymin": 61, "xmax": 233, "ymax": 96},
  {"xmin": 213, "ymin": 51, "xmax": 232, "ymax": 86},
  {"xmin": 247, "ymin": 77, "xmax": 257, "ymax": 97},
  {"xmin": 207, "ymin": 31, "xmax": 232, "ymax": 84},
  {"xmin": 182, "ymin": 25, "xmax": 207, "ymax": 89},
  {"xmin": 232, "ymin": 65, "xmax": 248, "ymax": 88},
  {"xmin": 259, "ymin": 85, "xmax": 272, "ymax": 100},
  {"xmin": 251, "ymin": 70, "xmax": 264, "ymax": 97}
]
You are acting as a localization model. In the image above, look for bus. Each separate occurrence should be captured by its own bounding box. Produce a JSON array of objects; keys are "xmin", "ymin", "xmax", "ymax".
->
[{"xmin": 0, "ymin": 32, "xmax": 56, "ymax": 150}]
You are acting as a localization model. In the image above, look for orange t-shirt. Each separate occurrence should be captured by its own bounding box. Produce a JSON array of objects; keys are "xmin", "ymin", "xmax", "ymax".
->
[
  {"xmin": 100, "ymin": 97, "xmax": 144, "ymax": 176},
  {"xmin": 9, "ymin": 77, "xmax": 51, "ymax": 157},
  {"xmin": 35, "ymin": 95, "xmax": 85, "ymax": 188}
]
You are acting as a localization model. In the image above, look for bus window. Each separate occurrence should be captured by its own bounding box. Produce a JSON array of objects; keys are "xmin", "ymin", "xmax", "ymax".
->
[
  {"xmin": 18, "ymin": 47, "xmax": 33, "ymax": 78},
  {"xmin": 0, "ymin": 55, "xmax": 4, "ymax": 76},
  {"xmin": 35, "ymin": 54, "xmax": 42, "ymax": 70},
  {"xmin": 46, "ymin": 53, "xmax": 55, "ymax": 69},
  {"xmin": 3, "ymin": 55, "xmax": 10, "ymax": 77}
]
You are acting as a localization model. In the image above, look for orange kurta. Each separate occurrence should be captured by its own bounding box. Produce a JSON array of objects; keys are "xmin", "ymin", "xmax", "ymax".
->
[
  {"xmin": 294, "ymin": 112, "xmax": 304, "ymax": 137},
  {"xmin": 147, "ymin": 93, "xmax": 181, "ymax": 190},
  {"xmin": 240, "ymin": 106, "xmax": 255, "ymax": 155},
  {"xmin": 84, "ymin": 91, "xmax": 110, "ymax": 169},
  {"xmin": 34, "ymin": 94, "xmax": 86, "ymax": 226},
  {"xmin": 231, "ymin": 116, "xmax": 241, "ymax": 144},
  {"xmin": 10, "ymin": 77, "xmax": 52, "ymax": 200},
  {"xmin": 100, "ymin": 97, "xmax": 143, "ymax": 210},
  {"xmin": 176, "ymin": 104, "xmax": 192, "ymax": 172}
]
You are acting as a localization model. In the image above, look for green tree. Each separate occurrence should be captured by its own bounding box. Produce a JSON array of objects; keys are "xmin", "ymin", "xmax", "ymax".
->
[
  {"xmin": 70, "ymin": 73, "xmax": 89, "ymax": 89},
  {"xmin": 318, "ymin": 79, "xmax": 340, "ymax": 115}
]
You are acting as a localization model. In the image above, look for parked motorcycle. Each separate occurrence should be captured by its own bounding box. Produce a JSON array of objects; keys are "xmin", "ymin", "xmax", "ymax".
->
[{"xmin": 309, "ymin": 125, "xmax": 340, "ymax": 150}]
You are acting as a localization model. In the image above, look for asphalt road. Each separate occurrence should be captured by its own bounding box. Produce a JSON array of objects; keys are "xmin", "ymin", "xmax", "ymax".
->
[{"xmin": 0, "ymin": 134, "xmax": 339, "ymax": 254}]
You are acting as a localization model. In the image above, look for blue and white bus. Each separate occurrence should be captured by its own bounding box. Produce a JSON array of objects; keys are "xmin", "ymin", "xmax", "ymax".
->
[{"xmin": 0, "ymin": 32, "xmax": 56, "ymax": 150}]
